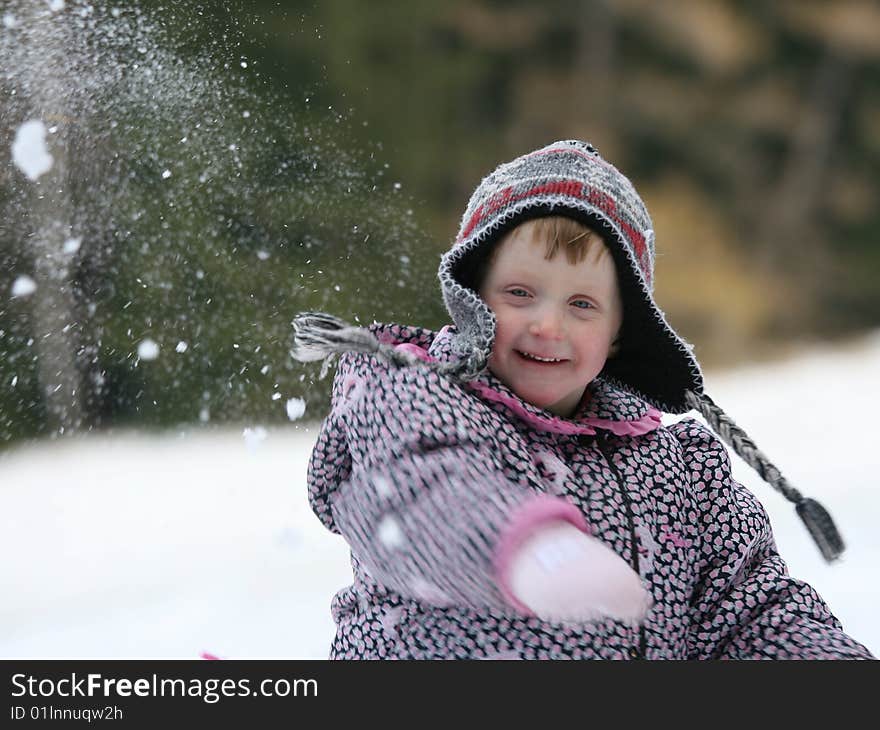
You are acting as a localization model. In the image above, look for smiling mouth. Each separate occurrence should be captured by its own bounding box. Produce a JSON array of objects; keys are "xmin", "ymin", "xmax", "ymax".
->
[{"xmin": 516, "ymin": 350, "xmax": 567, "ymax": 364}]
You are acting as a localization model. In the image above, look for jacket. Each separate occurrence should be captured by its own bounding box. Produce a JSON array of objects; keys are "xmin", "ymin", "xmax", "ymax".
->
[{"xmin": 307, "ymin": 322, "xmax": 873, "ymax": 659}]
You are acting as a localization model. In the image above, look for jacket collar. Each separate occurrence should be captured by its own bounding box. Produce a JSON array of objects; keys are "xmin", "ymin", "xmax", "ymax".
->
[{"xmin": 370, "ymin": 322, "xmax": 662, "ymax": 437}]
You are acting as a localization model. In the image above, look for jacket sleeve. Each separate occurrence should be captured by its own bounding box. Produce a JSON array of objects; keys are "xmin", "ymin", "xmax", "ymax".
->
[
  {"xmin": 671, "ymin": 418, "xmax": 874, "ymax": 660},
  {"xmin": 306, "ymin": 351, "xmax": 588, "ymax": 614}
]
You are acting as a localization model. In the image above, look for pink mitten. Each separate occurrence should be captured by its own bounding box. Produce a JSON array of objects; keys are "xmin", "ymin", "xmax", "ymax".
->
[{"xmin": 506, "ymin": 521, "xmax": 651, "ymax": 624}]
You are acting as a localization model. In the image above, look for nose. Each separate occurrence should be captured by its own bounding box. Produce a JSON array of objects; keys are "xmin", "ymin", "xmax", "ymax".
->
[{"xmin": 528, "ymin": 306, "xmax": 565, "ymax": 340}]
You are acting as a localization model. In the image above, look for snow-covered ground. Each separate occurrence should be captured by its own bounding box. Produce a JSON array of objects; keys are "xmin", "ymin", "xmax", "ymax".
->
[{"xmin": 1, "ymin": 332, "xmax": 878, "ymax": 659}]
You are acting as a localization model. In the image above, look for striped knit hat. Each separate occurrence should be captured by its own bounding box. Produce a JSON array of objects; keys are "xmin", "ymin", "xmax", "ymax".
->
[
  {"xmin": 439, "ymin": 139, "xmax": 699, "ymax": 413},
  {"xmin": 291, "ymin": 139, "xmax": 845, "ymax": 563}
]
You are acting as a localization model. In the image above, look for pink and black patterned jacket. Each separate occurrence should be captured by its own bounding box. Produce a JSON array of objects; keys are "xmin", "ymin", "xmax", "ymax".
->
[{"xmin": 307, "ymin": 322, "xmax": 873, "ymax": 660}]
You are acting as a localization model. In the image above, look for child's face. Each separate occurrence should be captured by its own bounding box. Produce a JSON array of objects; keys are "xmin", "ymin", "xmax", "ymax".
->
[{"xmin": 478, "ymin": 222, "xmax": 623, "ymax": 418}]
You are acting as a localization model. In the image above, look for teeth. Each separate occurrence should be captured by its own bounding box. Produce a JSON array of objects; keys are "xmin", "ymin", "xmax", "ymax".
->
[{"xmin": 520, "ymin": 351, "xmax": 562, "ymax": 363}]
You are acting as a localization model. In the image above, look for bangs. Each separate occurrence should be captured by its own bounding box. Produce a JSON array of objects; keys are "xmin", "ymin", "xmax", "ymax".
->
[{"xmin": 527, "ymin": 217, "xmax": 607, "ymax": 265}]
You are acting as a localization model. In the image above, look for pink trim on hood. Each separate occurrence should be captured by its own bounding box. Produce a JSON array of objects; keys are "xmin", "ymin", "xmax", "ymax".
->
[
  {"xmin": 468, "ymin": 381, "xmax": 597, "ymax": 435},
  {"xmin": 467, "ymin": 380, "xmax": 662, "ymax": 436},
  {"xmin": 493, "ymin": 495, "xmax": 592, "ymax": 615},
  {"xmin": 385, "ymin": 326, "xmax": 662, "ymax": 437},
  {"xmin": 581, "ymin": 409, "xmax": 663, "ymax": 436}
]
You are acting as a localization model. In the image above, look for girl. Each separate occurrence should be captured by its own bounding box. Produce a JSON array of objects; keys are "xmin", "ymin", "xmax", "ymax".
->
[{"xmin": 294, "ymin": 140, "xmax": 873, "ymax": 659}]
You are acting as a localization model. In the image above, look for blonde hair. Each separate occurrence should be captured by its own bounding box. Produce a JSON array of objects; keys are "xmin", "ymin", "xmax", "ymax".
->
[
  {"xmin": 467, "ymin": 216, "xmax": 608, "ymax": 292},
  {"xmin": 524, "ymin": 217, "xmax": 608, "ymax": 265}
]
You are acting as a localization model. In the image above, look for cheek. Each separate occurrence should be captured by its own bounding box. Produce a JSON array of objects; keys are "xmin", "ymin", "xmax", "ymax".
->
[
  {"xmin": 572, "ymin": 330, "xmax": 613, "ymax": 361},
  {"xmin": 491, "ymin": 326, "xmax": 509, "ymax": 356},
  {"xmin": 490, "ymin": 313, "xmax": 516, "ymax": 359},
  {"xmin": 491, "ymin": 309, "xmax": 511, "ymax": 339}
]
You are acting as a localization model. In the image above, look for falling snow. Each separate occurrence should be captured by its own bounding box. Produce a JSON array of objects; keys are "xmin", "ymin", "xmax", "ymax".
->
[
  {"xmin": 63, "ymin": 238, "xmax": 82, "ymax": 255},
  {"xmin": 0, "ymin": 0, "xmax": 437, "ymax": 450},
  {"xmin": 285, "ymin": 397, "xmax": 305, "ymax": 421},
  {"xmin": 11, "ymin": 121, "xmax": 54, "ymax": 181},
  {"xmin": 137, "ymin": 338, "xmax": 160, "ymax": 361},
  {"xmin": 11, "ymin": 275, "xmax": 37, "ymax": 298}
]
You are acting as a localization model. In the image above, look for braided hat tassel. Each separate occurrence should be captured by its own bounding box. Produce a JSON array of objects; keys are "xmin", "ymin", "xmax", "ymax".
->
[
  {"xmin": 290, "ymin": 312, "xmax": 471, "ymax": 379},
  {"xmin": 684, "ymin": 391, "xmax": 845, "ymax": 563}
]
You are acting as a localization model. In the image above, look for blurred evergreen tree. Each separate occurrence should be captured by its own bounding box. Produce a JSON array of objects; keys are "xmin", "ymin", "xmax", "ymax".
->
[{"xmin": 1, "ymin": 0, "xmax": 878, "ymax": 445}]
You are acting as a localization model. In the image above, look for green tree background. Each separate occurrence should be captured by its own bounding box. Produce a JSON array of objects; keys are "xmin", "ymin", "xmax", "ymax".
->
[{"xmin": 1, "ymin": 0, "xmax": 878, "ymax": 445}]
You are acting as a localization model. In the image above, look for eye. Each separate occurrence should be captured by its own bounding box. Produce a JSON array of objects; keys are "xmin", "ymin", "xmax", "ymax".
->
[
  {"xmin": 571, "ymin": 299, "xmax": 594, "ymax": 310},
  {"xmin": 506, "ymin": 288, "xmax": 530, "ymax": 298}
]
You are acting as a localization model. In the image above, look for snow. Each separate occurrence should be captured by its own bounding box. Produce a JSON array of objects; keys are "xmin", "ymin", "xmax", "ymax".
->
[
  {"xmin": 62, "ymin": 237, "xmax": 82, "ymax": 255},
  {"xmin": 10, "ymin": 275, "xmax": 37, "ymax": 298},
  {"xmin": 136, "ymin": 338, "xmax": 160, "ymax": 361},
  {"xmin": 285, "ymin": 397, "xmax": 306, "ymax": 422},
  {"xmin": 1, "ymin": 332, "xmax": 878, "ymax": 659},
  {"xmin": 11, "ymin": 120, "xmax": 54, "ymax": 181}
]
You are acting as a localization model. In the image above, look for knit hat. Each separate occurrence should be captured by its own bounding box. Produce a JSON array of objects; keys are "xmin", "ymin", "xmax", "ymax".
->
[
  {"xmin": 439, "ymin": 139, "xmax": 699, "ymax": 413},
  {"xmin": 291, "ymin": 140, "xmax": 844, "ymax": 563}
]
